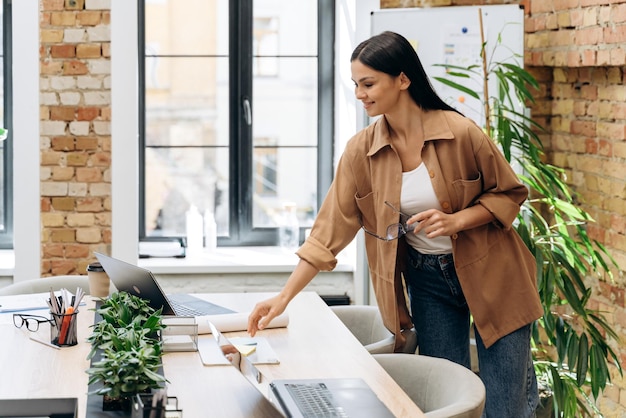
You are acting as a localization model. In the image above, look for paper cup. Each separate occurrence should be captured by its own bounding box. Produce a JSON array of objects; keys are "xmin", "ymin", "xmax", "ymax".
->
[{"xmin": 87, "ymin": 262, "xmax": 110, "ymax": 297}]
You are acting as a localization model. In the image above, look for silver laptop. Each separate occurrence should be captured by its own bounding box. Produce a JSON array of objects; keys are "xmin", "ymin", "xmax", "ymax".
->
[
  {"xmin": 209, "ymin": 322, "xmax": 395, "ymax": 418},
  {"xmin": 95, "ymin": 252, "xmax": 235, "ymax": 317}
]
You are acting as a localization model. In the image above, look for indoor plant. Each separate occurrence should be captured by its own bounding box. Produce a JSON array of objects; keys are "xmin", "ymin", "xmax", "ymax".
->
[
  {"xmin": 86, "ymin": 291, "xmax": 167, "ymax": 411},
  {"xmin": 432, "ymin": 18, "xmax": 622, "ymax": 417}
]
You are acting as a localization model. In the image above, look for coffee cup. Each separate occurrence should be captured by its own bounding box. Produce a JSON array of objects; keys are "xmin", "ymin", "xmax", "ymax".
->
[{"xmin": 86, "ymin": 262, "xmax": 110, "ymax": 297}]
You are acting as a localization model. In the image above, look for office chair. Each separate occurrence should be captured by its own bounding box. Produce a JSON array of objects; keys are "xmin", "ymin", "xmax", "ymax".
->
[
  {"xmin": 373, "ymin": 353, "xmax": 485, "ymax": 418},
  {"xmin": 0, "ymin": 275, "xmax": 90, "ymax": 296},
  {"xmin": 330, "ymin": 305, "xmax": 417, "ymax": 354}
]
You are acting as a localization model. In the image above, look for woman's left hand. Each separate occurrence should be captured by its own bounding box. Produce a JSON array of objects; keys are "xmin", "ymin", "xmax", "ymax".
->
[
  {"xmin": 409, "ymin": 209, "xmax": 459, "ymax": 238},
  {"xmin": 408, "ymin": 205, "xmax": 495, "ymax": 238}
]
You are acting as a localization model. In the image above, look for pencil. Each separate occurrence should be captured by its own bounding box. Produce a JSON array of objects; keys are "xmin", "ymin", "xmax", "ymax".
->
[{"xmin": 29, "ymin": 336, "xmax": 60, "ymax": 350}]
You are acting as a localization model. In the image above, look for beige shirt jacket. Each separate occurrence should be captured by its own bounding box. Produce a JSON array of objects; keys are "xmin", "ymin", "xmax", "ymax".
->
[{"xmin": 297, "ymin": 109, "xmax": 544, "ymax": 350}]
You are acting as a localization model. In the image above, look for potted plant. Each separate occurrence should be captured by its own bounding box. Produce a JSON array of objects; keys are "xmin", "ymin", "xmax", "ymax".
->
[
  {"xmin": 432, "ymin": 16, "xmax": 622, "ymax": 417},
  {"xmin": 86, "ymin": 291, "xmax": 167, "ymax": 411}
]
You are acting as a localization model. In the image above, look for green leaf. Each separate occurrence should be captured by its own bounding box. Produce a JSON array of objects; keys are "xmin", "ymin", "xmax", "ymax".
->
[
  {"xmin": 566, "ymin": 331, "xmax": 578, "ymax": 372},
  {"xmin": 432, "ymin": 77, "xmax": 481, "ymax": 100},
  {"xmin": 432, "ymin": 63, "xmax": 482, "ymax": 73},
  {"xmin": 555, "ymin": 317, "xmax": 567, "ymax": 365},
  {"xmin": 576, "ymin": 333, "xmax": 588, "ymax": 387},
  {"xmin": 590, "ymin": 344, "xmax": 609, "ymax": 398}
]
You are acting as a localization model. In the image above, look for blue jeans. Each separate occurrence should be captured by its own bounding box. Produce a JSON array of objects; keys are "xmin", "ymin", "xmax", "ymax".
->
[{"xmin": 405, "ymin": 246, "xmax": 538, "ymax": 418}]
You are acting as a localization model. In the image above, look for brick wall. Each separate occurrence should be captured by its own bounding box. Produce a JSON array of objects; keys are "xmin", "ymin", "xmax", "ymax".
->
[
  {"xmin": 525, "ymin": 1, "xmax": 626, "ymax": 415},
  {"xmin": 381, "ymin": 0, "xmax": 626, "ymax": 415},
  {"xmin": 39, "ymin": 0, "xmax": 111, "ymax": 276}
]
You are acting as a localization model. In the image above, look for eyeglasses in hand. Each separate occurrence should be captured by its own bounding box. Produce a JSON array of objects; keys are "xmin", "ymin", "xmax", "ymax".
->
[
  {"xmin": 13, "ymin": 313, "xmax": 54, "ymax": 332},
  {"xmin": 359, "ymin": 201, "xmax": 416, "ymax": 241}
]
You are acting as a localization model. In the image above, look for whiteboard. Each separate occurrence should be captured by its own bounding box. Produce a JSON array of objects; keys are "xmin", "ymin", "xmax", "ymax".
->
[{"xmin": 371, "ymin": 5, "xmax": 524, "ymax": 127}]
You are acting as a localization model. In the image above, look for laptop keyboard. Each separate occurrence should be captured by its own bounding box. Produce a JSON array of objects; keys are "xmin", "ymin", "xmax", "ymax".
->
[
  {"xmin": 171, "ymin": 301, "xmax": 207, "ymax": 317},
  {"xmin": 285, "ymin": 383, "xmax": 348, "ymax": 418}
]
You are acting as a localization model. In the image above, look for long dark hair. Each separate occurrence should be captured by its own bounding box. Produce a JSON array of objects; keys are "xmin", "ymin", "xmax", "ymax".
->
[{"xmin": 351, "ymin": 31, "xmax": 460, "ymax": 114}]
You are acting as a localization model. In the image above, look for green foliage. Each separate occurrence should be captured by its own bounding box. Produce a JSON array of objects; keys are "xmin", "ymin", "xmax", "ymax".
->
[
  {"xmin": 86, "ymin": 291, "xmax": 167, "ymax": 399},
  {"xmin": 86, "ymin": 291, "xmax": 165, "ymax": 359},
  {"xmin": 434, "ymin": 26, "xmax": 622, "ymax": 417}
]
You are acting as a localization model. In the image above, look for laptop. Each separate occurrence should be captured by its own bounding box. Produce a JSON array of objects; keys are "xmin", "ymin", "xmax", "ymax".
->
[
  {"xmin": 209, "ymin": 322, "xmax": 395, "ymax": 418},
  {"xmin": 94, "ymin": 252, "xmax": 235, "ymax": 317}
]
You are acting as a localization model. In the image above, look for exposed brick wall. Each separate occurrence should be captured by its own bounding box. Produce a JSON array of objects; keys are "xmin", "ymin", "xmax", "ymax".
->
[
  {"xmin": 527, "ymin": 3, "xmax": 626, "ymax": 415},
  {"xmin": 381, "ymin": 0, "xmax": 626, "ymax": 415},
  {"xmin": 526, "ymin": 1, "xmax": 626, "ymax": 67},
  {"xmin": 39, "ymin": 0, "xmax": 111, "ymax": 276}
]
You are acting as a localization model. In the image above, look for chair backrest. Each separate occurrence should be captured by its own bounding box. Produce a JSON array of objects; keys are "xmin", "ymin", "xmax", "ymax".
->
[
  {"xmin": 0, "ymin": 275, "xmax": 90, "ymax": 296},
  {"xmin": 331, "ymin": 305, "xmax": 391, "ymax": 343},
  {"xmin": 330, "ymin": 305, "xmax": 418, "ymax": 354},
  {"xmin": 330, "ymin": 305, "xmax": 396, "ymax": 353},
  {"xmin": 373, "ymin": 353, "xmax": 485, "ymax": 418}
]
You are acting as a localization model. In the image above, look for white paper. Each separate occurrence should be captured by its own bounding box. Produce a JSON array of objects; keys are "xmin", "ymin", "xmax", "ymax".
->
[
  {"xmin": 0, "ymin": 292, "xmax": 52, "ymax": 313},
  {"xmin": 195, "ymin": 311, "xmax": 289, "ymax": 334}
]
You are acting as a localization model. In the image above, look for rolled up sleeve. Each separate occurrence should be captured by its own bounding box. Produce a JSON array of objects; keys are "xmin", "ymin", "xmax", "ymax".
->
[
  {"xmin": 295, "ymin": 144, "xmax": 363, "ymax": 271},
  {"xmin": 473, "ymin": 131, "xmax": 528, "ymax": 229}
]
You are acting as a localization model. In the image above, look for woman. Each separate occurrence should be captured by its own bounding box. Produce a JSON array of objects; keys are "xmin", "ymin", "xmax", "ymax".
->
[{"xmin": 248, "ymin": 31, "xmax": 543, "ymax": 417}]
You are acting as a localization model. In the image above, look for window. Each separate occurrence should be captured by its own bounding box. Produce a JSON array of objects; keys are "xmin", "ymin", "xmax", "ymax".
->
[
  {"xmin": 0, "ymin": 0, "xmax": 12, "ymax": 249},
  {"xmin": 139, "ymin": 0, "xmax": 334, "ymax": 246}
]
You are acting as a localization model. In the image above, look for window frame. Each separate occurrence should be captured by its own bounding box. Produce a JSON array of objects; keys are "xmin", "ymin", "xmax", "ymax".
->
[
  {"xmin": 0, "ymin": 0, "xmax": 13, "ymax": 249},
  {"xmin": 138, "ymin": 0, "xmax": 335, "ymax": 247}
]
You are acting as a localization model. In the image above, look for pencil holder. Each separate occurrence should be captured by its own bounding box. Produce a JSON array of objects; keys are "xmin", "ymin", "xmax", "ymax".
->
[{"xmin": 50, "ymin": 310, "xmax": 79, "ymax": 346}]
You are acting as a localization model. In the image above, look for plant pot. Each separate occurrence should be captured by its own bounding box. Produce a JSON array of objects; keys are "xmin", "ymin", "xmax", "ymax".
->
[
  {"xmin": 536, "ymin": 393, "xmax": 553, "ymax": 418},
  {"xmin": 102, "ymin": 394, "xmax": 133, "ymax": 412}
]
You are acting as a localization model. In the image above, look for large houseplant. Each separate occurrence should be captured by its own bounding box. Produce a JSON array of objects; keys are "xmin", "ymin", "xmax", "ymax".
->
[
  {"xmin": 86, "ymin": 291, "xmax": 167, "ymax": 411},
  {"xmin": 432, "ymin": 17, "xmax": 622, "ymax": 417}
]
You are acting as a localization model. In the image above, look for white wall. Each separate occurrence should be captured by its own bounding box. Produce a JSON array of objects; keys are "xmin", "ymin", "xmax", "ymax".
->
[
  {"xmin": 111, "ymin": 1, "xmax": 139, "ymax": 263},
  {"xmin": 335, "ymin": 0, "xmax": 379, "ymax": 156},
  {"xmin": 335, "ymin": 0, "xmax": 380, "ymax": 304},
  {"xmin": 12, "ymin": 0, "xmax": 40, "ymax": 282},
  {"xmin": 336, "ymin": 0, "xmax": 380, "ymax": 304}
]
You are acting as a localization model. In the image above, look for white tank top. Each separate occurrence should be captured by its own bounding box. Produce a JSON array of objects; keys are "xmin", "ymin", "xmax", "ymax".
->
[{"xmin": 401, "ymin": 163, "xmax": 453, "ymax": 254}]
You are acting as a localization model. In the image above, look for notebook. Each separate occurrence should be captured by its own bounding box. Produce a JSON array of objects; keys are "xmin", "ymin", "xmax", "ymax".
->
[
  {"xmin": 208, "ymin": 322, "xmax": 395, "ymax": 418},
  {"xmin": 198, "ymin": 331, "xmax": 281, "ymax": 365},
  {"xmin": 94, "ymin": 252, "xmax": 235, "ymax": 317}
]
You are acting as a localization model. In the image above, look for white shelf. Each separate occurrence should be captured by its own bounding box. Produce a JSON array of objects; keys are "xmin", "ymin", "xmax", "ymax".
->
[{"xmin": 138, "ymin": 246, "xmax": 355, "ymax": 275}]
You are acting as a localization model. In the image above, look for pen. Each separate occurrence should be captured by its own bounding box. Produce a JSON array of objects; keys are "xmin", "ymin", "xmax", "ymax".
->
[{"xmin": 29, "ymin": 335, "xmax": 60, "ymax": 350}]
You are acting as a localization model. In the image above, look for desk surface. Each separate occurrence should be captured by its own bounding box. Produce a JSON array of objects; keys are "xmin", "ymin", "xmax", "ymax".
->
[{"xmin": 0, "ymin": 292, "xmax": 425, "ymax": 418}]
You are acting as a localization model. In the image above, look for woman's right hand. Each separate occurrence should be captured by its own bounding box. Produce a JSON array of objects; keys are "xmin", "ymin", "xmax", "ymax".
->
[
  {"xmin": 247, "ymin": 258, "xmax": 320, "ymax": 336},
  {"xmin": 247, "ymin": 294, "xmax": 289, "ymax": 337}
]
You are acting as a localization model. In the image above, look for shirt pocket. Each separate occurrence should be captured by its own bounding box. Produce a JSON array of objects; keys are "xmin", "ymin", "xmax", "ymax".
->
[
  {"xmin": 451, "ymin": 172, "xmax": 483, "ymax": 210},
  {"xmin": 355, "ymin": 191, "xmax": 377, "ymax": 232}
]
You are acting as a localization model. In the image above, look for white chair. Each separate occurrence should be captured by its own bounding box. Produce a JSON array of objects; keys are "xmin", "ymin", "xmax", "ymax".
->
[
  {"xmin": 373, "ymin": 353, "xmax": 485, "ymax": 418},
  {"xmin": 330, "ymin": 305, "xmax": 417, "ymax": 354},
  {"xmin": 0, "ymin": 275, "xmax": 90, "ymax": 296}
]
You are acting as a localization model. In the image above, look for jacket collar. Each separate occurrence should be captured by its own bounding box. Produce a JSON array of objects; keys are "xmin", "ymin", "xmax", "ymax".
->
[{"xmin": 367, "ymin": 110, "xmax": 455, "ymax": 157}]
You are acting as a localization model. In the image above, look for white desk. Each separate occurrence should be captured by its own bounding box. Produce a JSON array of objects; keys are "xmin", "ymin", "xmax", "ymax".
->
[{"xmin": 0, "ymin": 292, "xmax": 425, "ymax": 417}]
